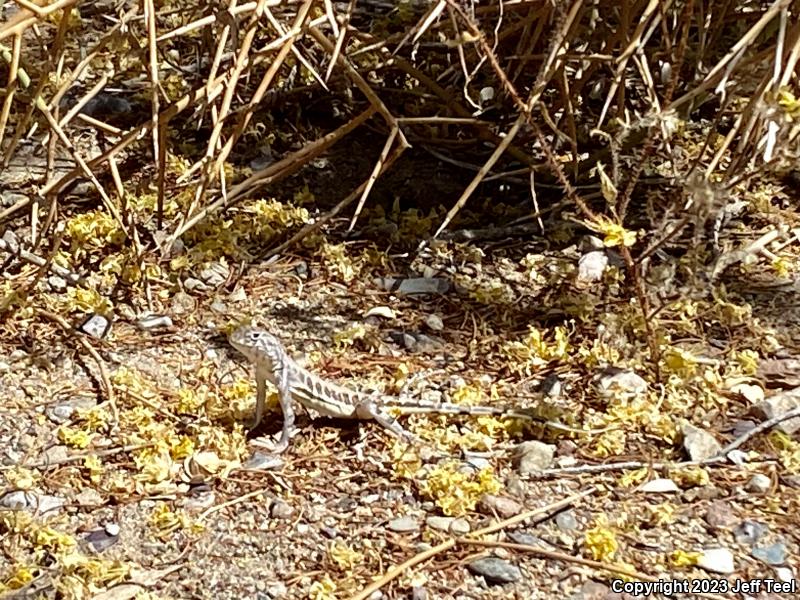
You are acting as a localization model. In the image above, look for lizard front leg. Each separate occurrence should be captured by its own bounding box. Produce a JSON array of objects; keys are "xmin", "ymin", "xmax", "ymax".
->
[
  {"xmin": 252, "ymin": 370, "xmax": 268, "ymax": 430},
  {"xmin": 252, "ymin": 367, "xmax": 296, "ymax": 454},
  {"xmin": 271, "ymin": 364, "xmax": 296, "ymax": 453},
  {"xmin": 355, "ymin": 399, "xmax": 420, "ymax": 444}
]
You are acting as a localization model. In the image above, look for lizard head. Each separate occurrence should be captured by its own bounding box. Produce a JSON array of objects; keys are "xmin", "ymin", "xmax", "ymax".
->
[{"xmin": 228, "ymin": 325, "xmax": 282, "ymax": 365}]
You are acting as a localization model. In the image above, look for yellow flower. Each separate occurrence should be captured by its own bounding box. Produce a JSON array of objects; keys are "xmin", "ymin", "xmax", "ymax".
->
[
  {"xmin": 57, "ymin": 426, "xmax": 93, "ymax": 449},
  {"xmin": 328, "ymin": 541, "xmax": 363, "ymax": 570},
  {"xmin": 585, "ymin": 516, "xmax": 618, "ymax": 560}
]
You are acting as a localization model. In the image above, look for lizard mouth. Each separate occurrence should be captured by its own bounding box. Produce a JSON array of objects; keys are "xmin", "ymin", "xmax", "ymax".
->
[{"xmin": 208, "ymin": 331, "xmax": 231, "ymax": 348}]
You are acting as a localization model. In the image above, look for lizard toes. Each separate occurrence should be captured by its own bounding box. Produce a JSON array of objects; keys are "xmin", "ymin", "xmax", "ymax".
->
[
  {"xmin": 242, "ymin": 451, "xmax": 284, "ymax": 470},
  {"xmin": 250, "ymin": 434, "xmax": 290, "ymax": 454}
]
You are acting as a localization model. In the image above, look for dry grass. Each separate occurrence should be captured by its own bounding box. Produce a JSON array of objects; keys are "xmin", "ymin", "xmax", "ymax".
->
[{"xmin": 1, "ymin": 1, "xmax": 799, "ymax": 598}]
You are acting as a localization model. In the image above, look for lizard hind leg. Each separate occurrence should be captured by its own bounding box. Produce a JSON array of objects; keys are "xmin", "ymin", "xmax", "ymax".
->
[{"xmin": 355, "ymin": 399, "xmax": 421, "ymax": 444}]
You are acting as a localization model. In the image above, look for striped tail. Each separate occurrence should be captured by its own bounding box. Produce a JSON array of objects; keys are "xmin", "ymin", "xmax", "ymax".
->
[{"xmin": 385, "ymin": 399, "xmax": 610, "ymax": 435}]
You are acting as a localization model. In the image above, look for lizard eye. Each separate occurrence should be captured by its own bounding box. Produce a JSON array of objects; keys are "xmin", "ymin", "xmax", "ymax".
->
[{"xmin": 247, "ymin": 330, "xmax": 269, "ymax": 344}]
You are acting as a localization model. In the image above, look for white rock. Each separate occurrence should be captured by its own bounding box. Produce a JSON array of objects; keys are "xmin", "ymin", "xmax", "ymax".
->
[
  {"xmin": 364, "ymin": 306, "xmax": 396, "ymax": 320},
  {"xmin": 682, "ymin": 421, "xmax": 722, "ymax": 461},
  {"xmin": 373, "ymin": 277, "xmax": 451, "ymax": 295},
  {"xmin": 426, "ymin": 516, "xmax": 454, "ymax": 532},
  {"xmin": 0, "ymin": 491, "xmax": 65, "ymax": 514},
  {"xmin": 513, "ymin": 441, "xmax": 555, "ymax": 475},
  {"xmin": 450, "ymin": 518, "xmax": 471, "ymax": 535},
  {"xmin": 637, "ymin": 478, "xmax": 680, "ymax": 493},
  {"xmin": 424, "ymin": 314, "xmax": 444, "ymax": 331},
  {"xmin": 388, "ymin": 516, "xmax": 420, "ymax": 533},
  {"xmin": 729, "ymin": 382, "xmax": 764, "ymax": 403},
  {"xmin": 726, "ymin": 449, "xmax": 749, "ymax": 465},
  {"xmin": 745, "ymin": 473, "xmax": 771, "ymax": 494},
  {"xmin": 577, "ymin": 250, "xmax": 608, "ymax": 282},
  {"xmin": 697, "ymin": 548, "xmax": 735, "ymax": 574},
  {"xmin": 753, "ymin": 391, "xmax": 800, "ymax": 434},
  {"xmin": 596, "ymin": 369, "xmax": 647, "ymax": 398},
  {"xmin": 136, "ymin": 315, "xmax": 173, "ymax": 331},
  {"xmin": 0, "ymin": 491, "xmax": 32, "ymax": 510},
  {"xmin": 79, "ymin": 314, "xmax": 111, "ymax": 339},
  {"xmin": 48, "ymin": 404, "xmax": 75, "ymax": 423},
  {"xmin": 479, "ymin": 86, "xmax": 495, "ymax": 104}
]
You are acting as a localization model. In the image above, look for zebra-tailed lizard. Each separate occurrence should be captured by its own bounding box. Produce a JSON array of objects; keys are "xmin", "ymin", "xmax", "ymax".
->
[{"xmin": 230, "ymin": 325, "xmax": 608, "ymax": 452}]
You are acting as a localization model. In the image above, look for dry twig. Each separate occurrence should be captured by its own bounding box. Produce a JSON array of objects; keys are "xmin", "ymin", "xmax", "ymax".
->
[
  {"xmin": 37, "ymin": 310, "xmax": 117, "ymax": 423},
  {"xmin": 350, "ymin": 486, "xmax": 598, "ymax": 600},
  {"xmin": 533, "ymin": 406, "xmax": 800, "ymax": 479}
]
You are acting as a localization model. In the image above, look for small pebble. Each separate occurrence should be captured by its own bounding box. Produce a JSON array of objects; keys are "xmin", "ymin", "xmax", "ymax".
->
[
  {"xmin": 270, "ymin": 500, "xmax": 294, "ymax": 520},
  {"xmin": 745, "ymin": 473, "xmax": 771, "ymax": 493},
  {"xmin": 555, "ymin": 510, "xmax": 578, "ymax": 531},
  {"xmin": 48, "ymin": 404, "xmax": 75, "ymax": 423},
  {"xmin": 752, "ymin": 542, "xmax": 787, "ymax": 566},
  {"xmin": 136, "ymin": 315, "xmax": 173, "ymax": 331},
  {"xmin": 184, "ymin": 277, "xmax": 208, "ymax": 292},
  {"xmin": 726, "ymin": 449, "xmax": 749, "ymax": 465},
  {"xmin": 478, "ymin": 494, "xmax": 522, "ymax": 518},
  {"xmin": 507, "ymin": 531, "xmax": 549, "ymax": 548},
  {"xmin": 461, "ymin": 455, "xmax": 491, "ymax": 472},
  {"xmin": 426, "ymin": 516, "xmax": 453, "ymax": 532},
  {"xmin": 704, "ymin": 500, "xmax": 738, "ymax": 530},
  {"xmin": 84, "ymin": 528, "xmax": 119, "ymax": 553},
  {"xmin": 387, "ymin": 516, "xmax": 420, "ymax": 533},
  {"xmin": 467, "ymin": 557, "xmax": 521, "ymax": 584},
  {"xmin": 424, "ymin": 314, "xmax": 444, "ymax": 331},
  {"xmin": 539, "ymin": 374, "xmax": 563, "ymax": 398},
  {"xmin": 513, "ymin": 441, "xmax": 555, "ymax": 475},
  {"xmin": 320, "ymin": 526, "xmax": 339, "ymax": 539},
  {"xmin": 638, "ymin": 478, "xmax": 680, "ymax": 493},
  {"xmin": 450, "ymin": 518, "xmax": 471, "ymax": 535},
  {"xmin": 401, "ymin": 333, "xmax": 417, "ymax": 350},
  {"xmin": 364, "ymin": 306, "xmax": 396, "ymax": 320},
  {"xmin": 682, "ymin": 422, "xmax": 722, "ymax": 461},
  {"xmin": 265, "ymin": 581, "xmax": 287, "ymax": 598},
  {"xmin": 411, "ymin": 586, "xmax": 428, "ymax": 600},
  {"xmin": 209, "ymin": 301, "xmax": 227, "ymax": 314},
  {"xmin": 697, "ymin": 548, "xmax": 735, "ymax": 574},
  {"xmin": 734, "ymin": 520, "xmax": 769, "ymax": 545},
  {"xmin": 79, "ymin": 314, "xmax": 111, "ymax": 339},
  {"xmin": 293, "ymin": 261, "xmax": 308, "ymax": 278},
  {"xmin": 577, "ymin": 250, "xmax": 608, "ymax": 282},
  {"xmin": 596, "ymin": 369, "xmax": 647, "ymax": 397},
  {"xmin": 182, "ymin": 491, "xmax": 216, "ymax": 513},
  {"xmin": 48, "ymin": 275, "xmax": 68, "ymax": 291},
  {"xmin": 754, "ymin": 395, "xmax": 800, "ymax": 434},
  {"xmin": 0, "ymin": 491, "xmax": 65, "ymax": 514},
  {"xmin": 0, "ymin": 491, "xmax": 31, "ymax": 510},
  {"xmin": 577, "ymin": 580, "xmax": 610, "ymax": 600},
  {"xmin": 74, "ymin": 489, "xmax": 104, "ymax": 506},
  {"xmin": 732, "ymin": 419, "xmax": 757, "ymax": 437},
  {"xmin": 170, "ymin": 291, "xmax": 196, "ymax": 314}
]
